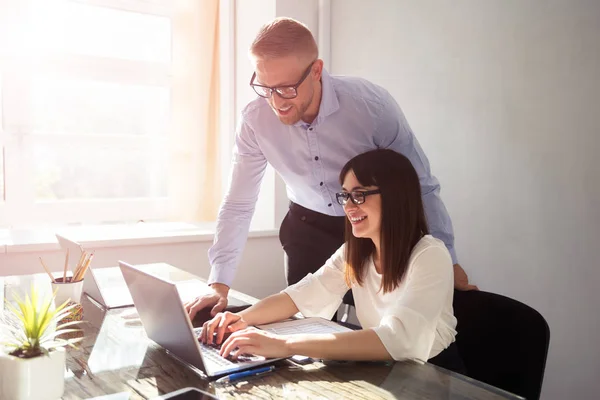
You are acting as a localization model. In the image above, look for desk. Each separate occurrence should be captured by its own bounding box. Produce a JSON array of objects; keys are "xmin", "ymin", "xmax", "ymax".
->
[{"xmin": 0, "ymin": 266, "xmax": 522, "ymax": 400}]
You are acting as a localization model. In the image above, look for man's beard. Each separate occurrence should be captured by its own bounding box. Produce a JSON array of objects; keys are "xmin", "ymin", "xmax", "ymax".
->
[{"xmin": 276, "ymin": 99, "xmax": 310, "ymax": 125}]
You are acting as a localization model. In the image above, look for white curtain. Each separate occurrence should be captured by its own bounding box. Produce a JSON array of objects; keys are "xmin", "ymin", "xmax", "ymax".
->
[{"xmin": 169, "ymin": 0, "xmax": 221, "ymax": 222}]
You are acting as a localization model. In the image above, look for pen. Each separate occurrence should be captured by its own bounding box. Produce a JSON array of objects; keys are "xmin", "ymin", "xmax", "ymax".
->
[{"xmin": 215, "ymin": 365, "xmax": 275, "ymax": 384}]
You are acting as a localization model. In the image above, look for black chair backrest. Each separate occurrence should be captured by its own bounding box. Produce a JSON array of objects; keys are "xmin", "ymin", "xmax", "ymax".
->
[{"xmin": 453, "ymin": 290, "xmax": 550, "ymax": 400}]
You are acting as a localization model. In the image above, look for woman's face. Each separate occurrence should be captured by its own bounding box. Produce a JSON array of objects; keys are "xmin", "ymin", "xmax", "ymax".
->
[{"xmin": 341, "ymin": 170, "xmax": 382, "ymax": 242}]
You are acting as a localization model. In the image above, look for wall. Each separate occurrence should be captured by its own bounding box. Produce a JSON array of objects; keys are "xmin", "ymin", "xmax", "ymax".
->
[
  {"xmin": 0, "ymin": 236, "xmax": 286, "ymax": 300},
  {"xmin": 330, "ymin": 1, "xmax": 600, "ymax": 399}
]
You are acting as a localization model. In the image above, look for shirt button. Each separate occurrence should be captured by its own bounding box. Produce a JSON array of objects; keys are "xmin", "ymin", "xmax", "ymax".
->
[
  {"xmin": 300, "ymin": 216, "xmax": 307, "ymax": 221},
  {"xmin": 320, "ymin": 182, "xmax": 323, "ymax": 186},
  {"xmin": 314, "ymin": 156, "xmax": 319, "ymax": 161},
  {"xmin": 308, "ymin": 127, "xmax": 313, "ymax": 131},
  {"xmin": 328, "ymin": 203, "xmax": 332, "ymax": 207}
]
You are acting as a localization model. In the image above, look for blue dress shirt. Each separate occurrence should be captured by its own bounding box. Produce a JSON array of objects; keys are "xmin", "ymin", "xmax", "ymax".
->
[{"xmin": 208, "ymin": 70, "xmax": 456, "ymax": 286}]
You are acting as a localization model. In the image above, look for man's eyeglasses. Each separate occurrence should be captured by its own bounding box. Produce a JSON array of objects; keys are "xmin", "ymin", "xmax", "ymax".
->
[
  {"xmin": 335, "ymin": 190, "xmax": 381, "ymax": 206},
  {"xmin": 250, "ymin": 61, "xmax": 315, "ymax": 99}
]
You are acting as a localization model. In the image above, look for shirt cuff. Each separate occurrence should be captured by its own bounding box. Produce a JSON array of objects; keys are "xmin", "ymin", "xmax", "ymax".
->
[
  {"xmin": 372, "ymin": 310, "xmax": 436, "ymax": 362},
  {"xmin": 448, "ymin": 246, "xmax": 458, "ymax": 265},
  {"xmin": 207, "ymin": 264, "xmax": 236, "ymax": 287}
]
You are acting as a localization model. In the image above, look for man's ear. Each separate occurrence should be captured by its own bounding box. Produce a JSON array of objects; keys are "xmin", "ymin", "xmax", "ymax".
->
[{"xmin": 312, "ymin": 59, "xmax": 324, "ymax": 80}]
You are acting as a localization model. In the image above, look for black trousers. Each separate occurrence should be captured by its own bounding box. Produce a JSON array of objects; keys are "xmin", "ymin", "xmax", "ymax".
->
[{"xmin": 279, "ymin": 202, "xmax": 346, "ymax": 286}]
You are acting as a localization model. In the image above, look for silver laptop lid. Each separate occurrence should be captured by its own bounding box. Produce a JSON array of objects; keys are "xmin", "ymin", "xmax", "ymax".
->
[
  {"xmin": 55, "ymin": 233, "xmax": 84, "ymax": 272},
  {"xmin": 118, "ymin": 261, "xmax": 206, "ymax": 372}
]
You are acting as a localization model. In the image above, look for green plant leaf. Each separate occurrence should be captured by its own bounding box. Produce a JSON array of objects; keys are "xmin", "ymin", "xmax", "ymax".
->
[
  {"xmin": 55, "ymin": 320, "xmax": 85, "ymax": 331},
  {"xmin": 30, "ymin": 284, "xmax": 39, "ymax": 340},
  {"xmin": 43, "ymin": 336, "xmax": 83, "ymax": 351},
  {"xmin": 35, "ymin": 294, "xmax": 56, "ymax": 338},
  {"xmin": 5, "ymin": 301, "xmax": 26, "ymax": 325},
  {"xmin": 2, "ymin": 284, "xmax": 84, "ymax": 354},
  {"xmin": 42, "ymin": 329, "xmax": 82, "ymax": 339}
]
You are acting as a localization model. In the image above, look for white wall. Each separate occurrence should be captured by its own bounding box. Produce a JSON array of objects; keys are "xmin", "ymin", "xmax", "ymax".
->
[
  {"xmin": 330, "ymin": 1, "xmax": 600, "ymax": 399},
  {"xmin": 0, "ymin": 237, "xmax": 286, "ymax": 299}
]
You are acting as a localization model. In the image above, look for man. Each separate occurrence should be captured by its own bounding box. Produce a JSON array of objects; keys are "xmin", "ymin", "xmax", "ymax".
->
[{"xmin": 185, "ymin": 17, "xmax": 477, "ymax": 319}]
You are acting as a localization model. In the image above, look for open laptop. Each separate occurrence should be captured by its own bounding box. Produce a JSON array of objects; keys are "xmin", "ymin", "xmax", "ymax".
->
[
  {"xmin": 56, "ymin": 234, "xmax": 134, "ymax": 309},
  {"xmin": 118, "ymin": 260, "xmax": 282, "ymax": 378}
]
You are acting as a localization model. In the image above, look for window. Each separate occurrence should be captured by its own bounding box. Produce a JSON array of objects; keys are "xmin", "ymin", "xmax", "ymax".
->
[
  {"xmin": 0, "ymin": 76, "xmax": 4, "ymax": 203},
  {"xmin": 0, "ymin": 0, "xmax": 223, "ymax": 228},
  {"xmin": 0, "ymin": 149, "xmax": 4, "ymax": 203}
]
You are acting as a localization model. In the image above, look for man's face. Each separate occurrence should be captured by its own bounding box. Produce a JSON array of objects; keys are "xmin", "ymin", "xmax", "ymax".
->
[{"xmin": 253, "ymin": 56, "xmax": 318, "ymax": 125}]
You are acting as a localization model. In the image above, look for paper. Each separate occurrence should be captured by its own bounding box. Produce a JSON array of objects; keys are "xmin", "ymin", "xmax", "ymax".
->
[{"xmin": 257, "ymin": 317, "xmax": 353, "ymax": 335}]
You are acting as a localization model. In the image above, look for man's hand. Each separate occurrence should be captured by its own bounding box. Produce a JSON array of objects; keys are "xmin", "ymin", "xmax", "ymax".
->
[
  {"xmin": 184, "ymin": 283, "xmax": 230, "ymax": 320},
  {"xmin": 454, "ymin": 263, "xmax": 479, "ymax": 291}
]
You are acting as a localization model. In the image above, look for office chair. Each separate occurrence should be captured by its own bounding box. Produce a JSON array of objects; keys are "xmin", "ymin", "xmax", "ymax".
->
[
  {"xmin": 340, "ymin": 291, "xmax": 355, "ymax": 324},
  {"xmin": 453, "ymin": 290, "xmax": 550, "ymax": 400}
]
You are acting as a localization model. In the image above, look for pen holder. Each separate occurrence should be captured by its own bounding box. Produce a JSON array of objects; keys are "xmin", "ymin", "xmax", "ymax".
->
[{"xmin": 51, "ymin": 277, "xmax": 84, "ymax": 306}]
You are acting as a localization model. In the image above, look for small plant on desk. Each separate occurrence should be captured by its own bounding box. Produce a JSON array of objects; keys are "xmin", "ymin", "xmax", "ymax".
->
[{"xmin": 0, "ymin": 284, "xmax": 84, "ymax": 400}]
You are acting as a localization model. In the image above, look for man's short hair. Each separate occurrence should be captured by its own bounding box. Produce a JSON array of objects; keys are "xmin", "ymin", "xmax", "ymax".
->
[{"xmin": 250, "ymin": 17, "xmax": 318, "ymax": 61}]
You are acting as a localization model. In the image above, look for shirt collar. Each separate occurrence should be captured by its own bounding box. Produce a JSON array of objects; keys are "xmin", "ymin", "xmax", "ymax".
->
[{"xmin": 294, "ymin": 68, "xmax": 340, "ymax": 128}]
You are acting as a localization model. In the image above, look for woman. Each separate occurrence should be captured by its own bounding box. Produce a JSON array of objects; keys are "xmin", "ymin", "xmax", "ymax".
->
[{"xmin": 201, "ymin": 149, "xmax": 462, "ymax": 369}]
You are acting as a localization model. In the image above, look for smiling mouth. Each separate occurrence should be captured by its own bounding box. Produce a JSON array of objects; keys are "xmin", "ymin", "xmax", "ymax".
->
[
  {"xmin": 349, "ymin": 215, "xmax": 367, "ymax": 224},
  {"xmin": 278, "ymin": 105, "xmax": 292, "ymax": 114}
]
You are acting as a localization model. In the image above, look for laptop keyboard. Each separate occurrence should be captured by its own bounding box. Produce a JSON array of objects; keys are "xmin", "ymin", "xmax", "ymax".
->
[
  {"xmin": 200, "ymin": 342, "xmax": 236, "ymax": 367},
  {"xmin": 194, "ymin": 329, "xmax": 235, "ymax": 367},
  {"xmin": 194, "ymin": 328, "xmax": 265, "ymax": 368}
]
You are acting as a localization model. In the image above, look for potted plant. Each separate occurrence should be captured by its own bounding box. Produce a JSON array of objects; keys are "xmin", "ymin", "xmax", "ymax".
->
[{"xmin": 0, "ymin": 285, "xmax": 83, "ymax": 400}]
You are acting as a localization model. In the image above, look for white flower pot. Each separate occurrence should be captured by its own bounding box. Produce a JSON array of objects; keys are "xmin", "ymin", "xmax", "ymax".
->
[{"xmin": 0, "ymin": 347, "xmax": 66, "ymax": 400}]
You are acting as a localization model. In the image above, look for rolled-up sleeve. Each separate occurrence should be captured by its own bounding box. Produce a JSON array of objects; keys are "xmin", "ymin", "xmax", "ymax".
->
[
  {"xmin": 372, "ymin": 244, "xmax": 453, "ymax": 362},
  {"xmin": 283, "ymin": 245, "xmax": 350, "ymax": 320}
]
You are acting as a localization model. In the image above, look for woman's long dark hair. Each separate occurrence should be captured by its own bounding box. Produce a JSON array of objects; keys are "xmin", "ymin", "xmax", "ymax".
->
[{"xmin": 339, "ymin": 149, "xmax": 429, "ymax": 293}]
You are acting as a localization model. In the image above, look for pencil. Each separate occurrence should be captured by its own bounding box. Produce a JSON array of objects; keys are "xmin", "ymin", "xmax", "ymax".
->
[
  {"xmin": 74, "ymin": 251, "xmax": 86, "ymax": 273},
  {"xmin": 73, "ymin": 251, "xmax": 87, "ymax": 282},
  {"xmin": 63, "ymin": 248, "xmax": 69, "ymax": 283},
  {"xmin": 75, "ymin": 252, "xmax": 94, "ymax": 282},
  {"xmin": 39, "ymin": 256, "xmax": 56, "ymax": 283}
]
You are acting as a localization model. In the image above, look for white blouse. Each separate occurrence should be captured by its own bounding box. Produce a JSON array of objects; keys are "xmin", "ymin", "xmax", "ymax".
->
[{"xmin": 283, "ymin": 235, "xmax": 457, "ymax": 362}]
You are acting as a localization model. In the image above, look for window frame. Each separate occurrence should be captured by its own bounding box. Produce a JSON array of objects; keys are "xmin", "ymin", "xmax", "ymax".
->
[{"xmin": 0, "ymin": 0, "xmax": 175, "ymax": 227}]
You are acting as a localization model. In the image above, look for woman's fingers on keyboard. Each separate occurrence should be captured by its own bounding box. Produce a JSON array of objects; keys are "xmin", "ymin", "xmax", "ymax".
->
[
  {"xmin": 232, "ymin": 346, "xmax": 257, "ymax": 361},
  {"xmin": 199, "ymin": 322, "xmax": 206, "ymax": 343},
  {"xmin": 198, "ymin": 321, "xmax": 213, "ymax": 344},
  {"xmin": 216, "ymin": 312, "xmax": 237, "ymax": 344},
  {"xmin": 206, "ymin": 313, "xmax": 223, "ymax": 344},
  {"xmin": 220, "ymin": 333, "xmax": 249, "ymax": 358},
  {"xmin": 215, "ymin": 315, "xmax": 228, "ymax": 344}
]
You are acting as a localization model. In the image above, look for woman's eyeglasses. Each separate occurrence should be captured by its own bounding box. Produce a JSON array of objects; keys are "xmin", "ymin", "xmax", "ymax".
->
[
  {"xmin": 335, "ymin": 190, "xmax": 381, "ymax": 206},
  {"xmin": 250, "ymin": 61, "xmax": 315, "ymax": 99}
]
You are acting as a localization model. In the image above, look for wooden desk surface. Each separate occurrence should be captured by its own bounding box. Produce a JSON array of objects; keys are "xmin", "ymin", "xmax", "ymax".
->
[{"xmin": 0, "ymin": 269, "xmax": 522, "ymax": 400}]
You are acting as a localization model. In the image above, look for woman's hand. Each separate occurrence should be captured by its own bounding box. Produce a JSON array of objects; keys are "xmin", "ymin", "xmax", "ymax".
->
[
  {"xmin": 219, "ymin": 327, "xmax": 291, "ymax": 360},
  {"xmin": 201, "ymin": 311, "xmax": 248, "ymax": 345}
]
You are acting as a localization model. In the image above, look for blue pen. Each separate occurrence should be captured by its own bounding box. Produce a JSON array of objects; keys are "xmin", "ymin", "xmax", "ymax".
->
[{"xmin": 215, "ymin": 365, "xmax": 275, "ymax": 384}]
